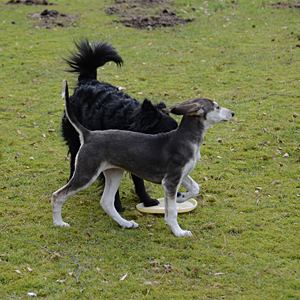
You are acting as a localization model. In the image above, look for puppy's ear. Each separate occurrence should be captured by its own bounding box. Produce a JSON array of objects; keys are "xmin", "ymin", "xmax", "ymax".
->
[{"xmin": 163, "ymin": 101, "xmax": 203, "ymax": 116}]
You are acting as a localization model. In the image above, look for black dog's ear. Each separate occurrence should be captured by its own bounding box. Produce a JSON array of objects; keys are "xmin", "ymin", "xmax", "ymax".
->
[
  {"xmin": 141, "ymin": 99, "xmax": 156, "ymax": 111},
  {"xmin": 141, "ymin": 99, "xmax": 165, "ymax": 114},
  {"xmin": 163, "ymin": 101, "xmax": 204, "ymax": 116},
  {"xmin": 143, "ymin": 99, "xmax": 169, "ymax": 114}
]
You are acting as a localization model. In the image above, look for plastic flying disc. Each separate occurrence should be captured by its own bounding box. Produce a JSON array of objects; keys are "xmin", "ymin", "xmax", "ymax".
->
[{"xmin": 136, "ymin": 198, "xmax": 197, "ymax": 214}]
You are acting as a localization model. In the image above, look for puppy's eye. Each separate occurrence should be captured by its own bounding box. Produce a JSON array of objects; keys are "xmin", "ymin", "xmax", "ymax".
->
[{"xmin": 216, "ymin": 106, "xmax": 220, "ymax": 110}]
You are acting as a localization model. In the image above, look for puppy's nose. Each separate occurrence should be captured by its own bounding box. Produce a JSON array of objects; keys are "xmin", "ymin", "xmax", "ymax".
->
[{"xmin": 231, "ymin": 111, "xmax": 235, "ymax": 117}]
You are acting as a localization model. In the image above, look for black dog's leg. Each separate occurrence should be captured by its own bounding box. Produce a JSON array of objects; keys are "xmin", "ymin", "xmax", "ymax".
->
[
  {"xmin": 114, "ymin": 189, "xmax": 125, "ymax": 213},
  {"xmin": 131, "ymin": 175, "xmax": 159, "ymax": 207}
]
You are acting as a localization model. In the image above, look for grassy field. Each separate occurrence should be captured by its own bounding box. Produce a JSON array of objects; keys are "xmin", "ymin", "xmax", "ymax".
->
[{"xmin": 1, "ymin": 0, "xmax": 300, "ymax": 298}]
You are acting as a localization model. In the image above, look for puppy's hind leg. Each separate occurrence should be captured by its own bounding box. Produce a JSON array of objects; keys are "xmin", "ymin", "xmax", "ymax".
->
[
  {"xmin": 52, "ymin": 150, "xmax": 102, "ymax": 227},
  {"xmin": 101, "ymin": 169, "xmax": 139, "ymax": 229}
]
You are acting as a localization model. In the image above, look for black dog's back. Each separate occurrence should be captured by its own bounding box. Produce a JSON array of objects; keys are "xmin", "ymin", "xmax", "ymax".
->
[{"xmin": 62, "ymin": 39, "xmax": 177, "ymax": 158}]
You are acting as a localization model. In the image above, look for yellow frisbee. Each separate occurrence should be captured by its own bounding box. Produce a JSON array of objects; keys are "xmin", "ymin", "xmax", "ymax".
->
[{"xmin": 136, "ymin": 198, "xmax": 198, "ymax": 214}]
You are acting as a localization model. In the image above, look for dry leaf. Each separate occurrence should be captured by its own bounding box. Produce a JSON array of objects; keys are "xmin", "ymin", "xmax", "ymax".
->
[
  {"xmin": 271, "ymin": 181, "xmax": 279, "ymax": 185},
  {"xmin": 56, "ymin": 279, "xmax": 67, "ymax": 283},
  {"xmin": 27, "ymin": 267, "xmax": 33, "ymax": 272},
  {"xmin": 203, "ymin": 222, "xmax": 215, "ymax": 229},
  {"xmin": 120, "ymin": 273, "xmax": 128, "ymax": 281},
  {"xmin": 15, "ymin": 269, "xmax": 22, "ymax": 275},
  {"xmin": 17, "ymin": 112, "xmax": 26, "ymax": 118},
  {"xmin": 118, "ymin": 86, "xmax": 129, "ymax": 90}
]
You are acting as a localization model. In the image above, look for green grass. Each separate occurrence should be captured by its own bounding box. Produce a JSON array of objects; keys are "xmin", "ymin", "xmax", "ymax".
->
[{"xmin": 1, "ymin": 0, "xmax": 300, "ymax": 298}]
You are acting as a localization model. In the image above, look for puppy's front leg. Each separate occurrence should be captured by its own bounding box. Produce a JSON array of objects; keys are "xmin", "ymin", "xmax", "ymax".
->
[
  {"xmin": 101, "ymin": 169, "xmax": 139, "ymax": 229},
  {"xmin": 162, "ymin": 181, "xmax": 192, "ymax": 237},
  {"xmin": 177, "ymin": 175, "xmax": 200, "ymax": 203}
]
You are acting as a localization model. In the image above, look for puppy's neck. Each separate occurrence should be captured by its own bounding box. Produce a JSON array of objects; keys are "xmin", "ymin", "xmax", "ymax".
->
[{"xmin": 176, "ymin": 115, "xmax": 208, "ymax": 146}]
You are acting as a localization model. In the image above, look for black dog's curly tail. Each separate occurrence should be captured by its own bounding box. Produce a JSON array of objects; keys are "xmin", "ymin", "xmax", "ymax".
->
[{"xmin": 64, "ymin": 39, "xmax": 123, "ymax": 83}]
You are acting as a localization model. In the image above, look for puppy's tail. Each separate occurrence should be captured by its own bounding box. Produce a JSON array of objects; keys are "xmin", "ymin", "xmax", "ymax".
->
[
  {"xmin": 64, "ymin": 38, "xmax": 123, "ymax": 83},
  {"xmin": 63, "ymin": 80, "xmax": 89, "ymax": 143}
]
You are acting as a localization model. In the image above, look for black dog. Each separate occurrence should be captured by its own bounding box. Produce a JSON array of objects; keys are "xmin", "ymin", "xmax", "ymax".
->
[{"xmin": 61, "ymin": 39, "xmax": 178, "ymax": 212}]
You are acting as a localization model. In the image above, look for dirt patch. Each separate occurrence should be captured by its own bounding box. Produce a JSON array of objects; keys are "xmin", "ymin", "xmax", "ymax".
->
[
  {"xmin": 27, "ymin": 9, "xmax": 79, "ymax": 29},
  {"xmin": 104, "ymin": 0, "xmax": 194, "ymax": 29},
  {"xmin": 120, "ymin": 9, "xmax": 193, "ymax": 29},
  {"xmin": 6, "ymin": 0, "xmax": 54, "ymax": 5},
  {"xmin": 272, "ymin": 2, "xmax": 300, "ymax": 8},
  {"xmin": 115, "ymin": 0, "xmax": 171, "ymax": 7}
]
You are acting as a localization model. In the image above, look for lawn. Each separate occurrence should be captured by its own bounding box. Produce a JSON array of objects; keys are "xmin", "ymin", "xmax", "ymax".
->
[{"xmin": 0, "ymin": 0, "xmax": 300, "ymax": 299}]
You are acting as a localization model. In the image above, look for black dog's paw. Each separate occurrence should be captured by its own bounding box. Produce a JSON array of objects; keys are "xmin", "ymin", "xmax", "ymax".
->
[{"xmin": 143, "ymin": 198, "xmax": 159, "ymax": 207}]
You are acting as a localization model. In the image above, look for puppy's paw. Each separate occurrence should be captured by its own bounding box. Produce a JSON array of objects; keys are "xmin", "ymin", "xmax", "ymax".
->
[
  {"xmin": 173, "ymin": 229, "xmax": 193, "ymax": 237},
  {"xmin": 182, "ymin": 230, "xmax": 193, "ymax": 237},
  {"xmin": 129, "ymin": 220, "xmax": 139, "ymax": 228},
  {"xmin": 54, "ymin": 221, "xmax": 70, "ymax": 227},
  {"xmin": 176, "ymin": 192, "xmax": 188, "ymax": 203},
  {"xmin": 122, "ymin": 220, "xmax": 139, "ymax": 229}
]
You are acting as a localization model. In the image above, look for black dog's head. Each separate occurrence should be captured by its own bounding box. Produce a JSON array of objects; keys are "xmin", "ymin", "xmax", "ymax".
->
[{"xmin": 129, "ymin": 99, "xmax": 178, "ymax": 134}]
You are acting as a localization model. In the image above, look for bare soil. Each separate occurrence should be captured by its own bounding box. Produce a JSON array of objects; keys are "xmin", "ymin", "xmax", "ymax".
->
[
  {"xmin": 27, "ymin": 9, "xmax": 79, "ymax": 29},
  {"xmin": 104, "ymin": 0, "xmax": 194, "ymax": 29},
  {"xmin": 6, "ymin": 0, "xmax": 54, "ymax": 5},
  {"xmin": 272, "ymin": 1, "xmax": 300, "ymax": 8}
]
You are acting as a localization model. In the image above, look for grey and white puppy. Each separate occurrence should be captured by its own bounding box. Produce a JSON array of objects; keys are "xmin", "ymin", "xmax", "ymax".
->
[{"xmin": 52, "ymin": 81, "xmax": 234, "ymax": 237}]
